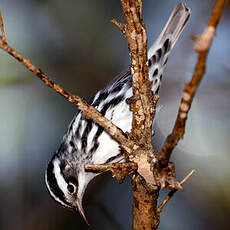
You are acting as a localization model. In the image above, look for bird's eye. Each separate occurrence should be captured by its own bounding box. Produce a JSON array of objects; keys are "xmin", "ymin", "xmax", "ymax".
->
[{"xmin": 67, "ymin": 183, "xmax": 76, "ymax": 194}]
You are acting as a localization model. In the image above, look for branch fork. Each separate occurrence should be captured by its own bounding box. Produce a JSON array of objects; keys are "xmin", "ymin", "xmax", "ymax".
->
[
  {"xmin": 153, "ymin": 163, "xmax": 183, "ymax": 191},
  {"xmin": 157, "ymin": 170, "xmax": 196, "ymax": 213},
  {"xmin": 0, "ymin": 0, "xmax": 227, "ymax": 229}
]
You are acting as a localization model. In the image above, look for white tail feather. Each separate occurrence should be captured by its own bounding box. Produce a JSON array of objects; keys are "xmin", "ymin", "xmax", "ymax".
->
[{"xmin": 148, "ymin": 2, "xmax": 190, "ymax": 59}]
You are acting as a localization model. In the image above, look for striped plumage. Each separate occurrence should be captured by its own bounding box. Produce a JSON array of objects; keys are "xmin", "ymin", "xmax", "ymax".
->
[{"xmin": 45, "ymin": 3, "xmax": 190, "ymax": 222}]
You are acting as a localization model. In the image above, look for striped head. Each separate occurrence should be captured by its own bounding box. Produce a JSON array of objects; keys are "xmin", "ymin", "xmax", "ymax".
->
[
  {"xmin": 45, "ymin": 152, "xmax": 90, "ymax": 223},
  {"xmin": 45, "ymin": 2, "xmax": 190, "ymax": 224}
]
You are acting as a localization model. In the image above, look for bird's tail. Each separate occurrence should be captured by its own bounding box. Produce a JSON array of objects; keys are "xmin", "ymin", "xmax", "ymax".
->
[
  {"xmin": 147, "ymin": 2, "xmax": 190, "ymax": 94},
  {"xmin": 148, "ymin": 2, "xmax": 190, "ymax": 59}
]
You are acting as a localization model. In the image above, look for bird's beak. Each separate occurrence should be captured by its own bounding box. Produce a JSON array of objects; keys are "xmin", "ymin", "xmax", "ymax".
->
[{"xmin": 76, "ymin": 197, "xmax": 89, "ymax": 225}]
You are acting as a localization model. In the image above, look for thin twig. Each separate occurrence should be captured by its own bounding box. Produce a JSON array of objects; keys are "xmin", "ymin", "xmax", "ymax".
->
[
  {"xmin": 157, "ymin": 0, "xmax": 227, "ymax": 168},
  {"xmin": 0, "ymin": 10, "xmax": 6, "ymax": 42},
  {"xmin": 180, "ymin": 169, "xmax": 196, "ymax": 184},
  {"xmin": 157, "ymin": 170, "xmax": 196, "ymax": 213},
  {"xmin": 110, "ymin": 19, "xmax": 125, "ymax": 34},
  {"xmin": 0, "ymin": 12, "xmax": 135, "ymax": 154},
  {"xmin": 85, "ymin": 162, "xmax": 138, "ymax": 182}
]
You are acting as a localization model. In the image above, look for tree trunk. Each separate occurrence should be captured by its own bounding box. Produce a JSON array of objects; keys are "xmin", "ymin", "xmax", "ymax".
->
[{"xmin": 132, "ymin": 175, "xmax": 160, "ymax": 230}]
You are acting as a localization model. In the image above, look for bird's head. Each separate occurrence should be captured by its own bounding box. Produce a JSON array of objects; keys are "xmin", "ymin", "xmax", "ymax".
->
[{"xmin": 45, "ymin": 153, "xmax": 90, "ymax": 223}]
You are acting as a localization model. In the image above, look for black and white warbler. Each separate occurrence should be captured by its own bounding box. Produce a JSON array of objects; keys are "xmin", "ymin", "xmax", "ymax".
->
[{"xmin": 45, "ymin": 2, "xmax": 190, "ymax": 222}]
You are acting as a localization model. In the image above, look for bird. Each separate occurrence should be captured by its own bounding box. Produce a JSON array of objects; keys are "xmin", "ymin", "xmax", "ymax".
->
[{"xmin": 45, "ymin": 2, "xmax": 190, "ymax": 222}]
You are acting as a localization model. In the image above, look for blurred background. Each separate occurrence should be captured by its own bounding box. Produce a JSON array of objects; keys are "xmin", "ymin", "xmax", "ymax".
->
[{"xmin": 0, "ymin": 0, "xmax": 229, "ymax": 229}]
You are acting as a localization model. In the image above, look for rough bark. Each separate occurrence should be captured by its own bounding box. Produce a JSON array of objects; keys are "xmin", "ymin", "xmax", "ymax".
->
[
  {"xmin": 132, "ymin": 175, "xmax": 160, "ymax": 230},
  {"xmin": 0, "ymin": 0, "xmax": 227, "ymax": 229}
]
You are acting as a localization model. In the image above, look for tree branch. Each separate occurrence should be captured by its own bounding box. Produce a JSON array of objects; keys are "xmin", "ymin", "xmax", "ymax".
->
[
  {"xmin": 157, "ymin": 0, "xmax": 227, "ymax": 168},
  {"xmin": 0, "ymin": 10, "xmax": 5, "ymax": 42},
  {"xmin": 1, "ymin": 1, "xmax": 226, "ymax": 229},
  {"xmin": 85, "ymin": 162, "xmax": 138, "ymax": 182},
  {"xmin": 132, "ymin": 175, "xmax": 160, "ymax": 230},
  {"xmin": 157, "ymin": 170, "xmax": 196, "ymax": 213},
  {"xmin": 111, "ymin": 1, "xmax": 162, "ymax": 229},
  {"xmin": 119, "ymin": 0, "xmax": 157, "ymax": 146},
  {"xmin": 0, "ymin": 10, "xmax": 134, "ymax": 154}
]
